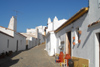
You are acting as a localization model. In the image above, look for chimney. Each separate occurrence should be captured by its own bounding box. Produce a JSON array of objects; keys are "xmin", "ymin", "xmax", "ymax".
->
[{"xmin": 8, "ymin": 16, "xmax": 17, "ymax": 31}]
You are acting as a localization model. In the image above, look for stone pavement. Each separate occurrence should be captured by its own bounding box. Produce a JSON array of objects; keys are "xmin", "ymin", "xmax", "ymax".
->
[{"xmin": 0, "ymin": 44, "xmax": 60, "ymax": 67}]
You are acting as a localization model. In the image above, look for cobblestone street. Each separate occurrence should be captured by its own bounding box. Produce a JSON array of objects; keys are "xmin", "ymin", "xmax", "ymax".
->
[{"xmin": 0, "ymin": 44, "xmax": 60, "ymax": 67}]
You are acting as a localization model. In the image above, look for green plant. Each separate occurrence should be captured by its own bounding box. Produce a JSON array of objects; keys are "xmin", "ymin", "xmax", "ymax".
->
[{"xmin": 82, "ymin": 64, "xmax": 87, "ymax": 67}]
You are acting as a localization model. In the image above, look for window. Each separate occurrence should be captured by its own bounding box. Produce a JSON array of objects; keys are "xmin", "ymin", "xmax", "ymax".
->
[{"xmin": 7, "ymin": 39, "xmax": 9, "ymax": 48}]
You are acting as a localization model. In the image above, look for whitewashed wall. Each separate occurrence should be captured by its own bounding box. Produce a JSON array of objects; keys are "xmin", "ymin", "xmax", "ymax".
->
[
  {"xmin": 0, "ymin": 32, "xmax": 14, "ymax": 54},
  {"xmin": 46, "ymin": 33, "xmax": 51, "ymax": 55},
  {"xmin": 14, "ymin": 33, "xmax": 26, "ymax": 51},
  {"xmin": 27, "ymin": 37, "xmax": 37, "ymax": 49},
  {"xmin": 56, "ymin": 8, "xmax": 100, "ymax": 67},
  {"xmin": 54, "ymin": 19, "xmax": 67, "ymax": 30},
  {"xmin": 0, "ymin": 32, "xmax": 26, "ymax": 54},
  {"xmin": 46, "ymin": 32, "xmax": 57, "ymax": 56},
  {"xmin": 0, "ymin": 26, "xmax": 14, "ymax": 36},
  {"xmin": 37, "ymin": 26, "xmax": 46, "ymax": 44},
  {"xmin": 46, "ymin": 17, "xmax": 67, "ymax": 56}
]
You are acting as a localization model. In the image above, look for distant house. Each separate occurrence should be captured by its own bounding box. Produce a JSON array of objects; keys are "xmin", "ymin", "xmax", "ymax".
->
[
  {"xmin": 21, "ymin": 29, "xmax": 38, "ymax": 49},
  {"xmin": 53, "ymin": 0, "xmax": 100, "ymax": 67},
  {"xmin": 0, "ymin": 16, "xmax": 26, "ymax": 54},
  {"xmin": 21, "ymin": 25, "xmax": 47, "ymax": 49},
  {"xmin": 45, "ymin": 16, "xmax": 67, "ymax": 56},
  {"xmin": 36, "ymin": 26, "xmax": 46, "ymax": 45}
]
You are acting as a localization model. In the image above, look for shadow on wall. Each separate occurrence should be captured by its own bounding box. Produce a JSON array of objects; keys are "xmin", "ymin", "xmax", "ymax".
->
[{"xmin": 82, "ymin": 23, "xmax": 100, "ymax": 48}]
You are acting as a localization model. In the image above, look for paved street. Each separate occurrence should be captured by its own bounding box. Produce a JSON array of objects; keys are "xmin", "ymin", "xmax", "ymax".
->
[{"xmin": 0, "ymin": 44, "xmax": 60, "ymax": 67}]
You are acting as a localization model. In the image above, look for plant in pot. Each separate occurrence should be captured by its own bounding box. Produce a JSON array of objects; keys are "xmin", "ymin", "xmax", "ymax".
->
[
  {"xmin": 73, "ymin": 37, "xmax": 75, "ymax": 40},
  {"xmin": 78, "ymin": 40, "xmax": 81, "ymax": 43},
  {"xmin": 73, "ymin": 42, "xmax": 75, "ymax": 45},
  {"xmin": 78, "ymin": 30, "xmax": 82, "ymax": 34}
]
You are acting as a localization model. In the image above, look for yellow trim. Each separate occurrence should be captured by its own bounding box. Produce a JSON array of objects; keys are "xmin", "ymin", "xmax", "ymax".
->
[{"xmin": 55, "ymin": 7, "xmax": 88, "ymax": 33}]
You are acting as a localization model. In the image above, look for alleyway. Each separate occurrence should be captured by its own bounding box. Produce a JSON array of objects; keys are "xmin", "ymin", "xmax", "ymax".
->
[{"xmin": 0, "ymin": 44, "xmax": 60, "ymax": 67}]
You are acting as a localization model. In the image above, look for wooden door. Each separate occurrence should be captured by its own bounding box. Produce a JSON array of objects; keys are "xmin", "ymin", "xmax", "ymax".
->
[
  {"xmin": 67, "ymin": 31, "xmax": 71, "ymax": 56},
  {"xmin": 68, "ymin": 39, "xmax": 71, "ymax": 56}
]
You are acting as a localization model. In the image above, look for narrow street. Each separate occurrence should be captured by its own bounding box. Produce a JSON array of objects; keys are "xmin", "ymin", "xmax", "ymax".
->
[{"xmin": 0, "ymin": 44, "xmax": 60, "ymax": 67}]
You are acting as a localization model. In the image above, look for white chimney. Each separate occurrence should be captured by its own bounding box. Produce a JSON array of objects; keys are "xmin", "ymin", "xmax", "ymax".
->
[{"xmin": 8, "ymin": 16, "xmax": 17, "ymax": 31}]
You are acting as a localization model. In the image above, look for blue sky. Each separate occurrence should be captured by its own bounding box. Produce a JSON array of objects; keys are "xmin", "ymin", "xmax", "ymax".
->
[{"xmin": 0, "ymin": 0, "xmax": 88, "ymax": 32}]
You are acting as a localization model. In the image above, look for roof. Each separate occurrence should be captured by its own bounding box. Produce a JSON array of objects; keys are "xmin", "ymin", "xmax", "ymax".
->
[
  {"xmin": 21, "ymin": 33, "xmax": 36, "ymax": 38},
  {"xmin": 0, "ymin": 26, "xmax": 26, "ymax": 38},
  {"xmin": 18, "ymin": 33, "xmax": 27, "ymax": 38},
  {"xmin": 0, "ymin": 31, "xmax": 14, "ymax": 38},
  {"xmin": 0, "ymin": 26, "xmax": 15, "ymax": 32},
  {"xmin": 55, "ymin": 7, "xmax": 88, "ymax": 33}
]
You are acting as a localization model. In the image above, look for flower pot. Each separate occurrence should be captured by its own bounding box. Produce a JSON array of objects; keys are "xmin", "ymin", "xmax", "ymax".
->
[
  {"xmin": 73, "ymin": 37, "xmax": 75, "ymax": 40},
  {"xmin": 73, "ymin": 42, "xmax": 75, "ymax": 45},
  {"xmin": 78, "ymin": 40, "xmax": 81, "ymax": 43},
  {"xmin": 88, "ymin": 24, "xmax": 91, "ymax": 27},
  {"xmin": 78, "ymin": 30, "xmax": 82, "ymax": 34}
]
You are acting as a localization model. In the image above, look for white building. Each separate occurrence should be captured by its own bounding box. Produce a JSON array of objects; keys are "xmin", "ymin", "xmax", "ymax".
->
[
  {"xmin": 21, "ymin": 25, "xmax": 47, "ymax": 49},
  {"xmin": 0, "ymin": 16, "xmax": 26, "ymax": 54},
  {"xmin": 36, "ymin": 25, "xmax": 46, "ymax": 45},
  {"xmin": 21, "ymin": 29, "xmax": 38, "ymax": 49},
  {"xmin": 51, "ymin": 0, "xmax": 100, "ymax": 67},
  {"xmin": 45, "ymin": 16, "xmax": 67, "ymax": 56}
]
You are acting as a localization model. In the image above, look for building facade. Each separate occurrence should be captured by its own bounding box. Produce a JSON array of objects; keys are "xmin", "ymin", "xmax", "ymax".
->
[
  {"xmin": 21, "ymin": 29, "xmax": 37, "ymax": 49},
  {"xmin": 45, "ymin": 16, "xmax": 67, "ymax": 56},
  {"xmin": 0, "ymin": 16, "xmax": 26, "ymax": 54},
  {"xmin": 54, "ymin": 0, "xmax": 100, "ymax": 67}
]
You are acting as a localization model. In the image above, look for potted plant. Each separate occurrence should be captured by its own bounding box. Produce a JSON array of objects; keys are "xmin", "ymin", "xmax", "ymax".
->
[
  {"xmin": 78, "ymin": 40, "xmax": 81, "ymax": 43},
  {"xmin": 78, "ymin": 30, "xmax": 82, "ymax": 34},
  {"xmin": 73, "ymin": 42, "xmax": 75, "ymax": 45},
  {"xmin": 73, "ymin": 37, "xmax": 75, "ymax": 40}
]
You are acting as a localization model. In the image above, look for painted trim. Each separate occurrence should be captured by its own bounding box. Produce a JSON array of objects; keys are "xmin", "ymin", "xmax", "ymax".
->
[{"xmin": 55, "ymin": 7, "xmax": 88, "ymax": 33}]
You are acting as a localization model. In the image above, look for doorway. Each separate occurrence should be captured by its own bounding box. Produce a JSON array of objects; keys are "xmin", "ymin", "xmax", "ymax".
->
[
  {"xmin": 98, "ymin": 33, "xmax": 100, "ymax": 67},
  {"xmin": 16, "ymin": 40, "xmax": 18, "ymax": 52},
  {"xmin": 67, "ymin": 31, "xmax": 71, "ymax": 56},
  {"xmin": 96, "ymin": 33, "xmax": 100, "ymax": 67}
]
